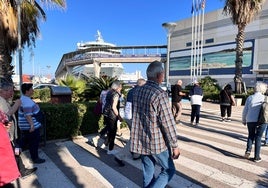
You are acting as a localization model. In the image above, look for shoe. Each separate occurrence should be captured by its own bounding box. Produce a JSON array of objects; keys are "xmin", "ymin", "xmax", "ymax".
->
[
  {"xmin": 195, "ymin": 123, "xmax": 199, "ymax": 126},
  {"xmin": 21, "ymin": 167, "xmax": 37, "ymax": 179},
  {"xmin": 100, "ymin": 144, "xmax": 108, "ymax": 150},
  {"xmin": 191, "ymin": 121, "xmax": 194, "ymax": 126},
  {"xmin": 176, "ymin": 120, "xmax": 181, "ymax": 124},
  {"xmin": 263, "ymin": 143, "xmax": 268, "ymax": 146},
  {"xmin": 225, "ymin": 118, "xmax": 231, "ymax": 122},
  {"xmin": 133, "ymin": 155, "xmax": 141, "ymax": 160},
  {"xmin": 107, "ymin": 150, "xmax": 119, "ymax": 155},
  {"xmin": 114, "ymin": 157, "xmax": 125, "ymax": 167},
  {"xmin": 33, "ymin": 158, "xmax": 46, "ymax": 164},
  {"xmin": 244, "ymin": 152, "xmax": 250, "ymax": 159},
  {"xmin": 91, "ymin": 136, "xmax": 100, "ymax": 147},
  {"xmin": 253, "ymin": 157, "xmax": 262, "ymax": 163},
  {"xmin": 221, "ymin": 118, "xmax": 225, "ymax": 122}
]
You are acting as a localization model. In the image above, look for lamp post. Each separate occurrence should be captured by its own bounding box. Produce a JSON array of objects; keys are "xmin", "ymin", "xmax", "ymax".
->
[
  {"xmin": 162, "ymin": 22, "xmax": 177, "ymax": 90},
  {"xmin": 16, "ymin": 0, "xmax": 23, "ymax": 89}
]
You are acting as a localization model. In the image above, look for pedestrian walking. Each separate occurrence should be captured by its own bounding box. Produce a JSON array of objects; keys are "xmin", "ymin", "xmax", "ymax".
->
[
  {"xmin": 219, "ymin": 84, "xmax": 235, "ymax": 122},
  {"xmin": 130, "ymin": 61, "xmax": 180, "ymax": 188},
  {"xmin": 171, "ymin": 79, "xmax": 186, "ymax": 124},
  {"xmin": 0, "ymin": 80, "xmax": 37, "ymax": 178},
  {"xmin": 103, "ymin": 80, "xmax": 123, "ymax": 155},
  {"xmin": 189, "ymin": 80, "xmax": 203, "ymax": 126},
  {"xmin": 18, "ymin": 83, "xmax": 46, "ymax": 164},
  {"xmin": 114, "ymin": 78, "xmax": 146, "ymax": 166},
  {"xmin": 242, "ymin": 82, "xmax": 267, "ymax": 162}
]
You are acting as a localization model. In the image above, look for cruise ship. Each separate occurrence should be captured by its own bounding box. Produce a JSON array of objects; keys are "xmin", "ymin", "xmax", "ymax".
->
[{"xmin": 71, "ymin": 30, "xmax": 124, "ymax": 78}]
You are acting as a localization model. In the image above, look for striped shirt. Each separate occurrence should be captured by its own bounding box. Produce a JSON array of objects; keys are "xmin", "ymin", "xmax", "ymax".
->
[
  {"xmin": 130, "ymin": 80, "xmax": 178, "ymax": 155},
  {"xmin": 18, "ymin": 95, "xmax": 41, "ymax": 130}
]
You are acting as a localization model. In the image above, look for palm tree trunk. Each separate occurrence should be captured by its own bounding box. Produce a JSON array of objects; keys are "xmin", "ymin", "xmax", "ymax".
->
[
  {"xmin": 0, "ymin": 37, "xmax": 14, "ymax": 82},
  {"xmin": 234, "ymin": 25, "xmax": 245, "ymax": 94}
]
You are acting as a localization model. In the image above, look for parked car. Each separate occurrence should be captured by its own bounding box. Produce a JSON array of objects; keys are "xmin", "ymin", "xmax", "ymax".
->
[{"xmin": 33, "ymin": 83, "xmax": 57, "ymax": 89}]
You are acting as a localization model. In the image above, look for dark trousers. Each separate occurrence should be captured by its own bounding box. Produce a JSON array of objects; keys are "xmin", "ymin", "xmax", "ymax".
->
[
  {"xmin": 172, "ymin": 102, "xmax": 180, "ymax": 119},
  {"xmin": 191, "ymin": 105, "xmax": 201, "ymax": 123},
  {"xmin": 20, "ymin": 128, "xmax": 40, "ymax": 160},
  {"xmin": 220, "ymin": 105, "xmax": 232, "ymax": 118},
  {"xmin": 105, "ymin": 117, "xmax": 118, "ymax": 151}
]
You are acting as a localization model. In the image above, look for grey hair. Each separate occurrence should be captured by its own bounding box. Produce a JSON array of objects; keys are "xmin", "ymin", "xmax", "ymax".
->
[
  {"xmin": 146, "ymin": 61, "xmax": 164, "ymax": 80},
  {"xmin": 0, "ymin": 80, "xmax": 13, "ymax": 90},
  {"xmin": 136, "ymin": 78, "xmax": 146, "ymax": 86},
  {"xmin": 111, "ymin": 80, "xmax": 122, "ymax": 90},
  {"xmin": 255, "ymin": 82, "xmax": 267, "ymax": 94}
]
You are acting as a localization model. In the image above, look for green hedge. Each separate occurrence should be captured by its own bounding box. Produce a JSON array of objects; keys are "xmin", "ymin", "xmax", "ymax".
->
[{"xmin": 39, "ymin": 101, "xmax": 99, "ymax": 140}]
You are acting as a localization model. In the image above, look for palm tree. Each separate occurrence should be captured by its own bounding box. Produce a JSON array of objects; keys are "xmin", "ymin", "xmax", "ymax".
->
[
  {"xmin": 58, "ymin": 74, "xmax": 87, "ymax": 102},
  {"xmin": 86, "ymin": 76, "xmax": 118, "ymax": 98},
  {"xmin": 222, "ymin": 0, "xmax": 266, "ymax": 94},
  {"xmin": 0, "ymin": 0, "xmax": 66, "ymax": 82}
]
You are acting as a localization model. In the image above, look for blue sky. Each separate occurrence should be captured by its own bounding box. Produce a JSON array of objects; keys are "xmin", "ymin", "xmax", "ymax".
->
[{"xmin": 16, "ymin": 0, "xmax": 225, "ymax": 78}]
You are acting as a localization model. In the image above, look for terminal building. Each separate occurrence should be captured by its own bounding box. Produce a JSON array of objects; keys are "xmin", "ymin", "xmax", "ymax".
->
[{"xmin": 169, "ymin": 2, "xmax": 268, "ymax": 87}]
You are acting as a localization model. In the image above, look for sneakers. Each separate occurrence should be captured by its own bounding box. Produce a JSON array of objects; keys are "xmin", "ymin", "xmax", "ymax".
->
[
  {"xmin": 100, "ymin": 143, "xmax": 108, "ymax": 150},
  {"xmin": 21, "ymin": 167, "xmax": 37, "ymax": 179},
  {"xmin": 107, "ymin": 150, "xmax": 119, "ymax": 155},
  {"xmin": 33, "ymin": 158, "xmax": 46, "ymax": 164},
  {"xmin": 244, "ymin": 152, "xmax": 250, "ymax": 159},
  {"xmin": 114, "ymin": 157, "xmax": 125, "ymax": 167},
  {"xmin": 91, "ymin": 136, "xmax": 99, "ymax": 147},
  {"xmin": 176, "ymin": 120, "xmax": 181, "ymax": 124},
  {"xmin": 226, "ymin": 118, "xmax": 231, "ymax": 122},
  {"xmin": 221, "ymin": 118, "xmax": 231, "ymax": 122},
  {"xmin": 253, "ymin": 157, "xmax": 262, "ymax": 163},
  {"xmin": 195, "ymin": 123, "xmax": 199, "ymax": 126},
  {"xmin": 191, "ymin": 121, "xmax": 194, "ymax": 126}
]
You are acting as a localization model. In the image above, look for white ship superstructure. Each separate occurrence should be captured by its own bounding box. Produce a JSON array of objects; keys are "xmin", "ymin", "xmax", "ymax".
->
[{"xmin": 72, "ymin": 30, "xmax": 124, "ymax": 78}]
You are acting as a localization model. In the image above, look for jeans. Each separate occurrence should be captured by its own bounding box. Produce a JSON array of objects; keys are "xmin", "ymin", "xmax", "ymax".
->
[
  {"xmin": 246, "ymin": 122, "xmax": 267, "ymax": 159},
  {"xmin": 265, "ymin": 125, "xmax": 268, "ymax": 144},
  {"xmin": 191, "ymin": 105, "xmax": 201, "ymax": 123},
  {"xmin": 141, "ymin": 149, "xmax": 175, "ymax": 188}
]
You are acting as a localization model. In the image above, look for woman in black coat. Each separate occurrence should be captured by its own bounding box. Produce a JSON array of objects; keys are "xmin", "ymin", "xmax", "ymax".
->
[{"xmin": 219, "ymin": 84, "xmax": 235, "ymax": 122}]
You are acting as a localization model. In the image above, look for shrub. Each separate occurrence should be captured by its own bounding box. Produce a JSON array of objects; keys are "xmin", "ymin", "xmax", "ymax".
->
[{"xmin": 39, "ymin": 101, "xmax": 100, "ymax": 140}]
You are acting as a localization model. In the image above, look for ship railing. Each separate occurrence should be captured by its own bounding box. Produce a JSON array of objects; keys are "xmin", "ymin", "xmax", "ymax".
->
[{"xmin": 65, "ymin": 53, "xmax": 165, "ymax": 63}]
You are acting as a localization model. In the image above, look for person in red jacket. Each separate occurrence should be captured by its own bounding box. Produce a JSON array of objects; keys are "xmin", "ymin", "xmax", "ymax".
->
[{"xmin": 0, "ymin": 110, "xmax": 20, "ymax": 187}]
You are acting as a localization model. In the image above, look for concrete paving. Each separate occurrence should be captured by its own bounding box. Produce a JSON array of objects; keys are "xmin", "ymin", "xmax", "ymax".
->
[{"xmin": 11, "ymin": 101, "xmax": 268, "ymax": 188}]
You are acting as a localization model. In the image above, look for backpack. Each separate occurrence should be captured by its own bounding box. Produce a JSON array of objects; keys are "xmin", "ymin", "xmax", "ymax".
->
[{"xmin": 258, "ymin": 101, "xmax": 268, "ymax": 125}]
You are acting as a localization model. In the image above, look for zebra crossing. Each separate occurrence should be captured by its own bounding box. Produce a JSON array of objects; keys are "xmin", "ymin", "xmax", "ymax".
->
[{"xmin": 14, "ymin": 102, "xmax": 268, "ymax": 188}]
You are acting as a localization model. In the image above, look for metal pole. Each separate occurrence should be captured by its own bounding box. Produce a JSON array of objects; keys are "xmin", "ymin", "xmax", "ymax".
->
[
  {"xmin": 17, "ymin": 0, "xmax": 23, "ymax": 89},
  {"xmin": 162, "ymin": 22, "xmax": 177, "ymax": 90}
]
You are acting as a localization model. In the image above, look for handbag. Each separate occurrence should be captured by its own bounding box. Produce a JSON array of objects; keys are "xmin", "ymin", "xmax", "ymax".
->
[{"xmin": 224, "ymin": 90, "xmax": 235, "ymax": 106}]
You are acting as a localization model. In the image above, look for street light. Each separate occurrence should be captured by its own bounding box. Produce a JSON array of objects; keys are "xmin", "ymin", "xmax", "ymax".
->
[
  {"xmin": 162, "ymin": 22, "xmax": 177, "ymax": 89},
  {"xmin": 16, "ymin": 0, "xmax": 22, "ymax": 90}
]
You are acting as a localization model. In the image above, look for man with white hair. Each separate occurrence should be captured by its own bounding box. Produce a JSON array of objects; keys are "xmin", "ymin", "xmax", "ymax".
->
[
  {"xmin": 0, "ymin": 79, "xmax": 37, "ymax": 178},
  {"xmin": 171, "ymin": 79, "xmax": 186, "ymax": 123}
]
